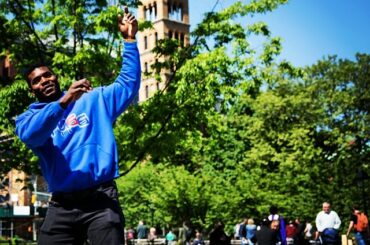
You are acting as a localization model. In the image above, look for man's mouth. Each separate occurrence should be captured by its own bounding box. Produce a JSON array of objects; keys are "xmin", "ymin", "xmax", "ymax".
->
[{"xmin": 43, "ymin": 85, "xmax": 55, "ymax": 95}]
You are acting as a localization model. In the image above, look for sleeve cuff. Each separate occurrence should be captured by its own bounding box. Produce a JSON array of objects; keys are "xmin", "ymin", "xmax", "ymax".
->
[{"xmin": 124, "ymin": 39, "xmax": 137, "ymax": 43}]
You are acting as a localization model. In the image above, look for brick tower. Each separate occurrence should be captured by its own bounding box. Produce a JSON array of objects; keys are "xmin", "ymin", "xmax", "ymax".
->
[{"xmin": 137, "ymin": 0, "xmax": 190, "ymax": 102}]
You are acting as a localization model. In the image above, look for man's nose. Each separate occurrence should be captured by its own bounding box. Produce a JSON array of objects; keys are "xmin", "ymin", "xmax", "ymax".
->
[{"xmin": 40, "ymin": 76, "xmax": 51, "ymax": 85}]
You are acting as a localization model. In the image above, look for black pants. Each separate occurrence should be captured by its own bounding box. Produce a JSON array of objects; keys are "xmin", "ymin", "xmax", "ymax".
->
[{"xmin": 38, "ymin": 180, "xmax": 125, "ymax": 245}]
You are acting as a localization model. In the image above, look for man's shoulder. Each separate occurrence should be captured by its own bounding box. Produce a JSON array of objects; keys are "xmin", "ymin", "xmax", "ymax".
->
[
  {"xmin": 16, "ymin": 107, "xmax": 33, "ymax": 120},
  {"xmin": 317, "ymin": 211, "xmax": 325, "ymax": 216},
  {"xmin": 258, "ymin": 226, "xmax": 272, "ymax": 233},
  {"xmin": 16, "ymin": 102, "xmax": 53, "ymax": 122},
  {"xmin": 315, "ymin": 211, "xmax": 325, "ymax": 221}
]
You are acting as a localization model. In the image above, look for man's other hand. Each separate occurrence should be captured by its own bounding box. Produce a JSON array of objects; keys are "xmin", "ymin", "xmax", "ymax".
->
[{"xmin": 59, "ymin": 79, "xmax": 93, "ymax": 109}]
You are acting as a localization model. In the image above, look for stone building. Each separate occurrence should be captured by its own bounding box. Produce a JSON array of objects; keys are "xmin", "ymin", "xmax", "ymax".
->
[
  {"xmin": 0, "ymin": 53, "xmax": 15, "ymax": 82},
  {"xmin": 137, "ymin": 0, "xmax": 190, "ymax": 102}
]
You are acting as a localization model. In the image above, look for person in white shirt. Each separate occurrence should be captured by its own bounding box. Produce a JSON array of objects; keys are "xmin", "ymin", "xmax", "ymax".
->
[{"xmin": 315, "ymin": 202, "xmax": 341, "ymax": 245}]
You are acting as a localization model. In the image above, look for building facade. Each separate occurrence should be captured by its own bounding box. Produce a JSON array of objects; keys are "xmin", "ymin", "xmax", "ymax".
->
[{"xmin": 0, "ymin": 54, "xmax": 14, "ymax": 79}]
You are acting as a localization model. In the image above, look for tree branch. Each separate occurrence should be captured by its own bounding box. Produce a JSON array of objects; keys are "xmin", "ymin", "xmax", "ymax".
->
[{"xmin": 12, "ymin": 0, "xmax": 48, "ymax": 55}]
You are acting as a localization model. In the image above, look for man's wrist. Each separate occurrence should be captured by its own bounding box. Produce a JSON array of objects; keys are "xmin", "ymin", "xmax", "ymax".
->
[
  {"xmin": 124, "ymin": 38, "xmax": 136, "ymax": 42},
  {"xmin": 59, "ymin": 95, "xmax": 72, "ymax": 109},
  {"xmin": 123, "ymin": 35, "xmax": 136, "ymax": 42}
]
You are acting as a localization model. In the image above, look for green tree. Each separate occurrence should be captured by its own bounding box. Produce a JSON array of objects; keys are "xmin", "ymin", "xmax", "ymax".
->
[{"xmin": 305, "ymin": 54, "xmax": 370, "ymax": 219}]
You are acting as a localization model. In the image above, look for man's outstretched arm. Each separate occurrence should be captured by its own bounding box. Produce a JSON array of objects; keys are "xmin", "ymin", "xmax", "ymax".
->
[{"xmin": 103, "ymin": 6, "xmax": 141, "ymax": 119}]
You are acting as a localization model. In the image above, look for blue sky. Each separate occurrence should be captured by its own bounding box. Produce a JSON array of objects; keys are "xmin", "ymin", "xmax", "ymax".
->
[{"xmin": 189, "ymin": 0, "xmax": 370, "ymax": 67}]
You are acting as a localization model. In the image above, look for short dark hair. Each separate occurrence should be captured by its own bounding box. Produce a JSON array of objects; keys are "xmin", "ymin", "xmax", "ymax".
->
[
  {"xmin": 261, "ymin": 218, "xmax": 270, "ymax": 226},
  {"xmin": 23, "ymin": 63, "xmax": 53, "ymax": 87},
  {"xmin": 269, "ymin": 205, "xmax": 278, "ymax": 214},
  {"xmin": 352, "ymin": 205, "xmax": 360, "ymax": 212}
]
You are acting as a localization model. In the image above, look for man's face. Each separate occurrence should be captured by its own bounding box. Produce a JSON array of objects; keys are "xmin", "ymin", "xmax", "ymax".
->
[
  {"xmin": 323, "ymin": 203, "xmax": 331, "ymax": 213},
  {"xmin": 28, "ymin": 66, "xmax": 61, "ymax": 102},
  {"xmin": 271, "ymin": 221, "xmax": 279, "ymax": 230}
]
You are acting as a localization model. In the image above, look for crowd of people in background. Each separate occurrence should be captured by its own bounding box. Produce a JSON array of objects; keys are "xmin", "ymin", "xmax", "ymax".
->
[{"xmin": 124, "ymin": 202, "xmax": 369, "ymax": 245}]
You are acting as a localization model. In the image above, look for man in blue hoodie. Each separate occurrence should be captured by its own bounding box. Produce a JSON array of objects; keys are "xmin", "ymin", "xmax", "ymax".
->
[{"xmin": 15, "ymin": 7, "xmax": 140, "ymax": 245}]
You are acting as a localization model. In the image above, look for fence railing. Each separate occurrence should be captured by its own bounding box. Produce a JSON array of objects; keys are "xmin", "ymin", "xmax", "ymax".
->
[
  {"xmin": 128, "ymin": 236, "xmax": 355, "ymax": 245},
  {"xmin": 128, "ymin": 239, "xmax": 242, "ymax": 245}
]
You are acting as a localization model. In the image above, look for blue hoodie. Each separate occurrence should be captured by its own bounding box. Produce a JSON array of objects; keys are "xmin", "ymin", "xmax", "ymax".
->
[{"xmin": 15, "ymin": 42, "xmax": 141, "ymax": 192}]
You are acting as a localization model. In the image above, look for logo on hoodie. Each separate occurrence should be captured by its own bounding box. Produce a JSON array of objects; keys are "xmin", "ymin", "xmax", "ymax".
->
[{"xmin": 54, "ymin": 113, "xmax": 90, "ymax": 136}]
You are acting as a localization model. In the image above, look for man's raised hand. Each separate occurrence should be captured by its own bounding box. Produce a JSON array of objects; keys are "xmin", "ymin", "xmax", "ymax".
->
[{"xmin": 117, "ymin": 6, "xmax": 138, "ymax": 40}]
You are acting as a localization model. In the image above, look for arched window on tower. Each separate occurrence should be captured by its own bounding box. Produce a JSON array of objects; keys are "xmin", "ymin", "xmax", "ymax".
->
[
  {"xmin": 168, "ymin": 1, "xmax": 182, "ymax": 21},
  {"xmin": 167, "ymin": 2, "xmax": 173, "ymax": 19},
  {"xmin": 178, "ymin": 4, "xmax": 183, "ymax": 21},
  {"xmin": 173, "ymin": 4, "xmax": 178, "ymax": 20},
  {"xmin": 168, "ymin": 31, "xmax": 173, "ymax": 39},
  {"xmin": 144, "ymin": 62, "xmax": 148, "ymax": 74},
  {"xmin": 174, "ymin": 4, "xmax": 180, "ymax": 21},
  {"xmin": 144, "ymin": 36, "xmax": 148, "ymax": 49},
  {"xmin": 174, "ymin": 32, "xmax": 179, "ymax": 40},
  {"xmin": 153, "ymin": 2, "xmax": 157, "ymax": 20},
  {"xmin": 145, "ymin": 85, "xmax": 149, "ymax": 99},
  {"xmin": 145, "ymin": 6, "xmax": 150, "ymax": 20},
  {"xmin": 180, "ymin": 33, "xmax": 185, "ymax": 47}
]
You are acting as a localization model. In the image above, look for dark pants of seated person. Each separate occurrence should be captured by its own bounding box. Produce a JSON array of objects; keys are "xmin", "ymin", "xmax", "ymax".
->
[
  {"xmin": 38, "ymin": 180, "xmax": 125, "ymax": 245},
  {"xmin": 321, "ymin": 228, "xmax": 340, "ymax": 245}
]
